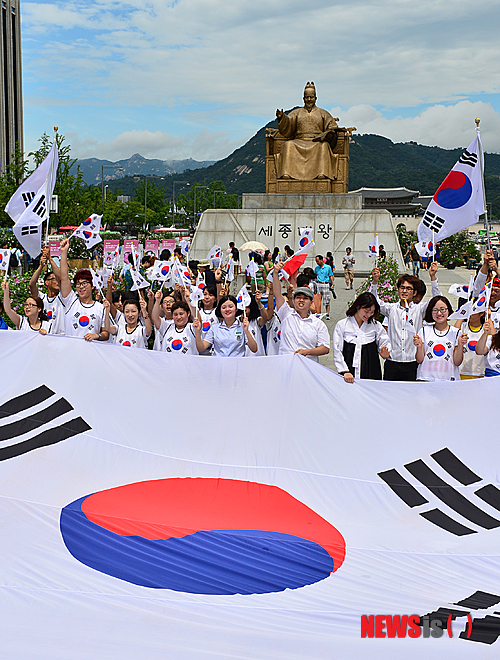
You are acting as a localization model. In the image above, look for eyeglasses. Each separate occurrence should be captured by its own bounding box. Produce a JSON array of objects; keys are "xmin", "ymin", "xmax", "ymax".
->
[
  {"xmin": 399, "ymin": 286, "xmax": 414, "ymax": 292},
  {"xmin": 75, "ymin": 281, "xmax": 90, "ymax": 288},
  {"xmin": 432, "ymin": 307, "xmax": 449, "ymax": 315},
  {"xmin": 24, "ymin": 303, "xmax": 38, "ymax": 308}
]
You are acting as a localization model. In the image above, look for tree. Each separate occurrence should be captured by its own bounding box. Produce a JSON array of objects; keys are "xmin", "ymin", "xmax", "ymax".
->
[
  {"xmin": 176, "ymin": 181, "xmax": 238, "ymax": 228},
  {"xmin": 0, "ymin": 144, "xmax": 31, "ymax": 228},
  {"xmin": 133, "ymin": 177, "xmax": 171, "ymax": 226}
]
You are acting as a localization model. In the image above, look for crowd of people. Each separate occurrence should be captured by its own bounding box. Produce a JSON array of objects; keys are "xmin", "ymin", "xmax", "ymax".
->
[{"xmin": 2, "ymin": 238, "xmax": 500, "ymax": 383}]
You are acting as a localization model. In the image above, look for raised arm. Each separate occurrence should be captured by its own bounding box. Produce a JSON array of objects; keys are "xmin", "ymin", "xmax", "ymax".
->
[
  {"xmin": 105, "ymin": 274, "xmax": 118, "ymax": 319},
  {"xmin": 29, "ymin": 256, "xmax": 46, "ymax": 298},
  {"xmin": 151, "ymin": 289, "xmax": 163, "ymax": 330},
  {"xmin": 59, "ymin": 238, "xmax": 72, "ymax": 298},
  {"xmin": 193, "ymin": 315, "xmax": 211, "ymax": 354},
  {"xmin": 475, "ymin": 319, "xmax": 496, "ymax": 356},
  {"xmin": 1, "ymin": 279, "xmax": 21, "ymax": 328},
  {"xmin": 273, "ymin": 262, "xmax": 286, "ymax": 311},
  {"xmin": 102, "ymin": 299, "xmax": 116, "ymax": 336},
  {"xmin": 48, "ymin": 254, "xmax": 61, "ymax": 282},
  {"xmin": 242, "ymin": 316, "xmax": 258, "ymax": 353},
  {"xmin": 370, "ymin": 267, "xmax": 392, "ymax": 317},
  {"xmin": 139, "ymin": 293, "xmax": 152, "ymax": 336},
  {"xmin": 255, "ymin": 291, "xmax": 271, "ymax": 326}
]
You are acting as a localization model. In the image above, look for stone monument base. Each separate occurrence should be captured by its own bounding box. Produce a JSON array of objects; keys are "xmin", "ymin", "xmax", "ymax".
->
[{"xmin": 191, "ymin": 193, "xmax": 404, "ymax": 275}]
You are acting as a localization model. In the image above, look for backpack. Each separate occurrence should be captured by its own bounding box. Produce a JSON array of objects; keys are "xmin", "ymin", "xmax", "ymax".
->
[{"xmin": 9, "ymin": 251, "xmax": 18, "ymax": 268}]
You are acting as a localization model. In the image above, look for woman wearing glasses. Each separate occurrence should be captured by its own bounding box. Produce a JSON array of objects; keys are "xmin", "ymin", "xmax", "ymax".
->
[
  {"xmin": 2, "ymin": 279, "xmax": 52, "ymax": 334},
  {"xmin": 413, "ymin": 296, "xmax": 467, "ymax": 381}
]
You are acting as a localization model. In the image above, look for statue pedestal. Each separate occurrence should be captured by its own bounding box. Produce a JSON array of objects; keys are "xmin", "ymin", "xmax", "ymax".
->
[{"xmin": 192, "ymin": 192, "xmax": 404, "ymax": 275}]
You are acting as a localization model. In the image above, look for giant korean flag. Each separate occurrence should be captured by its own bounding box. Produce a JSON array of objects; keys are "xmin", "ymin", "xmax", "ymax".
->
[{"xmin": 1, "ymin": 332, "xmax": 500, "ymax": 658}]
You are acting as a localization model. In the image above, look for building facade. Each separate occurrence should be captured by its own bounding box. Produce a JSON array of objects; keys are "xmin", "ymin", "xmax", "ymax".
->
[{"xmin": 0, "ymin": 0, "xmax": 23, "ymax": 172}]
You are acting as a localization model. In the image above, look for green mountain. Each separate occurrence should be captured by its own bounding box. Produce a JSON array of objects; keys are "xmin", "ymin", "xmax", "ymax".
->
[{"xmin": 103, "ymin": 118, "xmax": 500, "ymax": 216}]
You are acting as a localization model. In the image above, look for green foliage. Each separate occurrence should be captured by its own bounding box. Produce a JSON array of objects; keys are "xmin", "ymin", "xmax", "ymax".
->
[
  {"xmin": 439, "ymin": 231, "xmax": 481, "ymax": 266},
  {"xmin": 176, "ymin": 181, "xmax": 238, "ymax": 228},
  {"xmin": 352, "ymin": 254, "xmax": 400, "ymax": 306},
  {"xmin": 0, "ymin": 228, "xmax": 20, "ymax": 249},
  {"xmin": 396, "ymin": 225, "xmax": 417, "ymax": 257}
]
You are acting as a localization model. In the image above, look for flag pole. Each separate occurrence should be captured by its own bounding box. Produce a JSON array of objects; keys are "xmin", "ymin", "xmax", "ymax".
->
[
  {"xmin": 432, "ymin": 229, "xmax": 435, "ymax": 263},
  {"xmin": 44, "ymin": 126, "xmax": 58, "ymax": 245},
  {"xmin": 475, "ymin": 118, "xmax": 490, "ymax": 252}
]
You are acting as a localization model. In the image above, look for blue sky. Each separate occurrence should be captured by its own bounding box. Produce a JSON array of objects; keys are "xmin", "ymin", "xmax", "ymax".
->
[{"xmin": 21, "ymin": 0, "xmax": 500, "ymax": 162}]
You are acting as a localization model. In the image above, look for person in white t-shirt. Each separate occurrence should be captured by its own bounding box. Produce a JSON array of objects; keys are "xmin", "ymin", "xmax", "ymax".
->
[
  {"xmin": 2, "ymin": 279, "xmax": 52, "ymax": 334},
  {"xmin": 103, "ymin": 296, "xmax": 151, "ymax": 349},
  {"xmin": 413, "ymin": 296, "xmax": 467, "ymax": 382},
  {"xmin": 272, "ymin": 262, "xmax": 330, "ymax": 362},
  {"xmin": 154, "ymin": 300, "xmax": 198, "ymax": 355},
  {"xmin": 29, "ymin": 247, "xmax": 64, "ymax": 334},
  {"xmin": 59, "ymin": 238, "xmax": 109, "ymax": 342}
]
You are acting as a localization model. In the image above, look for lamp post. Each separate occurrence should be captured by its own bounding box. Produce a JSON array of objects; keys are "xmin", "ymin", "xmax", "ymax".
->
[
  {"xmin": 213, "ymin": 190, "xmax": 227, "ymax": 208},
  {"xmin": 193, "ymin": 185, "xmax": 208, "ymax": 232},
  {"xmin": 101, "ymin": 165, "xmax": 124, "ymax": 214},
  {"xmin": 172, "ymin": 181, "xmax": 190, "ymax": 224}
]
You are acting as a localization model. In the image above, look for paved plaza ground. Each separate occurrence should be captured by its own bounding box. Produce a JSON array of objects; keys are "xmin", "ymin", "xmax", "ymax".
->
[{"xmin": 318, "ymin": 263, "xmax": 474, "ymax": 373}]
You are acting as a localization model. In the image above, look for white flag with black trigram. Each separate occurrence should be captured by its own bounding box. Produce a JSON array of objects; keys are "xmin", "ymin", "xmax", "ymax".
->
[
  {"xmin": 0, "ymin": 248, "xmax": 10, "ymax": 272},
  {"xmin": 5, "ymin": 138, "xmax": 59, "ymax": 258},
  {"xmin": 417, "ymin": 133, "xmax": 485, "ymax": 244}
]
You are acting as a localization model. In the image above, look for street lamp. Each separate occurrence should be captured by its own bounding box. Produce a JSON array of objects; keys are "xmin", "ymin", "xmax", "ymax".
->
[
  {"xmin": 101, "ymin": 165, "xmax": 124, "ymax": 214},
  {"xmin": 104, "ymin": 185, "xmax": 109, "ymax": 201},
  {"xmin": 193, "ymin": 185, "xmax": 208, "ymax": 232},
  {"xmin": 172, "ymin": 181, "xmax": 190, "ymax": 224},
  {"xmin": 213, "ymin": 190, "xmax": 227, "ymax": 208}
]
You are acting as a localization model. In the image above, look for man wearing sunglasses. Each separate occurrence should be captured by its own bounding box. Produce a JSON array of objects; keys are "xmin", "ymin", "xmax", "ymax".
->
[{"xmin": 370, "ymin": 262, "xmax": 440, "ymax": 381}]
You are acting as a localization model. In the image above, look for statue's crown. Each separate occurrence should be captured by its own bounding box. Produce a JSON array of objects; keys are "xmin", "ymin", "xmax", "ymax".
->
[{"xmin": 304, "ymin": 81, "xmax": 316, "ymax": 95}]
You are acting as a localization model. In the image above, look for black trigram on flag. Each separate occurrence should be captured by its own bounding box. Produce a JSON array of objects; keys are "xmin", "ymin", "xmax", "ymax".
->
[
  {"xmin": 21, "ymin": 191, "xmax": 36, "ymax": 208},
  {"xmin": 32, "ymin": 194, "xmax": 47, "ymax": 218},
  {"xmin": 0, "ymin": 385, "xmax": 91, "ymax": 461},
  {"xmin": 420, "ymin": 590, "xmax": 500, "ymax": 644},
  {"xmin": 378, "ymin": 446, "xmax": 500, "ymax": 536},
  {"xmin": 422, "ymin": 209, "xmax": 445, "ymax": 232},
  {"xmin": 21, "ymin": 225, "xmax": 40, "ymax": 236},
  {"xmin": 459, "ymin": 149, "xmax": 478, "ymax": 167}
]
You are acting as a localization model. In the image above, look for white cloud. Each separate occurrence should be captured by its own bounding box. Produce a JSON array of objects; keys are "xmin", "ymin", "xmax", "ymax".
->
[
  {"xmin": 66, "ymin": 128, "xmax": 249, "ymax": 161},
  {"xmin": 332, "ymin": 101, "xmax": 500, "ymax": 152},
  {"xmin": 21, "ymin": 0, "xmax": 500, "ymax": 159}
]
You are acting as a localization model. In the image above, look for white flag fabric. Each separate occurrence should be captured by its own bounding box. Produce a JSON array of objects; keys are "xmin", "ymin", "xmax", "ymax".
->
[
  {"xmin": 195, "ymin": 272, "xmax": 206, "ymax": 290},
  {"xmin": 0, "ymin": 248, "xmax": 10, "ymax": 272},
  {"xmin": 448, "ymin": 300, "xmax": 473, "ymax": 321},
  {"xmin": 2, "ymin": 332, "xmax": 500, "ymax": 659},
  {"xmin": 207, "ymin": 245, "xmax": 223, "ymax": 267},
  {"xmin": 470, "ymin": 281, "xmax": 492, "ymax": 315},
  {"xmin": 189, "ymin": 286, "xmax": 204, "ymax": 307},
  {"xmin": 6, "ymin": 138, "xmax": 59, "ymax": 258},
  {"xmin": 225, "ymin": 258, "xmax": 234, "ymax": 283},
  {"xmin": 130, "ymin": 268, "xmax": 149, "ymax": 291},
  {"xmin": 236, "ymin": 284, "xmax": 251, "ymax": 310},
  {"xmin": 90, "ymin": 267, "xmax": 104, "ymax": 291},
  {"xmin": 294, "ymin": 227, "xmax": 315, "ymax": 257},
  {"xmin": 417, "ymin": 133, "xmax": 485, "ymax": 243},
  {"xmin": 364, "ymin": 234, "xmax": 379, "ymax": 258},
  {"xmin": 73, "ymin": 214, "xmax": 102, "ymax": 249},
  {"xmin": 180, "ymin": 240, "xmax": 190, "ymax": 258},
  {"xmin": 151, "ymin": 261, "xmax": 173, "ymax": 284},
  {"xmin": 448, "ymin": 274, "xmax": 474, "ymax": 299},
  {"xmin": 415, "ymin": 238, "xmax": 435, "ymax": 259},
  {"xmin": 103, "ymin": 244, "xmax": 120, "ymax": 269},
  {"xmin": 245, "ymin": 259, "xmax": 258, "ymax": 279},
  {"xmin": 173, "ymin": 259, "xmax": 191, "ymax": 287}
]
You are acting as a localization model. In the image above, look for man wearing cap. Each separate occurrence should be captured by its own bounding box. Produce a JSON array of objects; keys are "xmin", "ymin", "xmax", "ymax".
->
[
  {"xmin": 59, "ymin": 238, "xmax": 109, "ymax": 341},
  {"xmin": 197, "ymin": 259, "xmax": 216, "ymax": 288},
  {"xmin": 273, "ymin": 262, "xmax": 330, "ymax": 361},
  {"xmin": 472, "ymin": 249, "xmax": 500, "ymax": 327}
]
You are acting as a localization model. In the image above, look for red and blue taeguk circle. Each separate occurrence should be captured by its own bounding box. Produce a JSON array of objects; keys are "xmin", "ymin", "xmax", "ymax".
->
[
  {"xmin": 161, "ymin": 265, "xmax": 169, "ymax": 276},
  {"xmin": 468, "ymin": 340, "xmax": 478, "ymax": 352},
  {"xmin": 476, "ymin": 296, "xmax": 486, "ymax": 307},
  {"xmin": 82, "ymin": 217, "xmax": 92, "ymax": 226},
  {"xmin": 60, "ymin": 478, "xmax": 346, "ymax": 595},
  {"xmin": 299, "ymin": 237, "xmax": 309, "ymax": 248},
  {"xmin": 46, "ymin": 310, "xmax": 53, "ymax": 319},
  {"xmin": 202, "ymin": 321, "xmax": 210, "ymax": 332},
  {"xmin": 434, "ymin": 171, "xmax": 472, "ymax": 209},
  {"xmin": 433, "ymin": 344, "xmax": 446, "ymax": 357},
  {"xmin": 122, "ymin": 341, "xmax": 131, "ymax": 347},
  {"xmin": 83, "ymin": 231, "xmax": 92, "ymax": 240},
  {"xmin": 171, "ymin": 339, "xmax": 183, "ymax": 351},
  {"xmin": 79, "ymin": 316, "xmax": 90, "ymax": 327}
]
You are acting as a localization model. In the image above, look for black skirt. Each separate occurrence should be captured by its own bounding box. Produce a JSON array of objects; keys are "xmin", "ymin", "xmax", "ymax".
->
[{"xmin": 342, "ymin": 340, "xmax": 382, "ymax": 380}]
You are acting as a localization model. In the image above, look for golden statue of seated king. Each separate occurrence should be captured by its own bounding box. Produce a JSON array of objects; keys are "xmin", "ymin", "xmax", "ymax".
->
[{"xmin": 266, "ymin": 82, "xmax": 355, "ymax": 194}]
